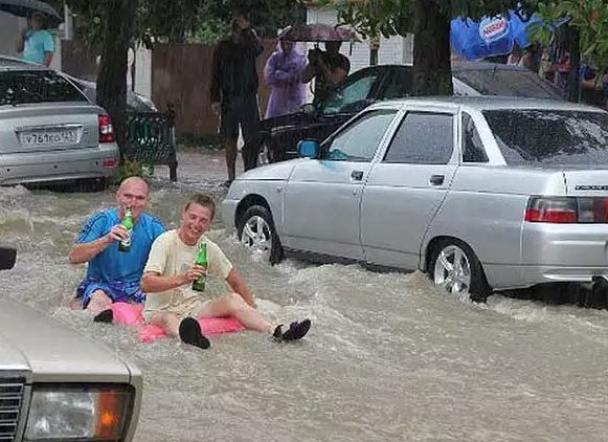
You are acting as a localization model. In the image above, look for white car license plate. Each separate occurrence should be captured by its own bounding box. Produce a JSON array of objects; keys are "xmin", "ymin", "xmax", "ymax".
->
[{"xmin": 20, "ymin": 129, "xmax": 78, "ymax": 147}]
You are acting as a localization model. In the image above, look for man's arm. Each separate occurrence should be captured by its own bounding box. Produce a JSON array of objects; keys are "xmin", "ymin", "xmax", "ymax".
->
[
  {"xmin": 68, "ymin": 235, "xmax": 113, "ymax": 265},
  {"xmin": 300, "ymin": 62, "xmax": 316, "ymax": 84},
  {"xmin": 68, "ymin": 220, "xmax": 128, "ymax": 265},
  {"xmin": 16, "ymin": 28, "xmax": 26, "ymax": 53},
  {"xmin": 141, "ymin": 271, "xmax": 187, "ymax": 293},
  {"xmin": 317, "ymin": 59, "xmax": 348, "ymax": 87},
  {"xmin": 43, "ymin": 51, "xmax": 53, "ymax": 67},
  {"xmin": 225, "ymin": 268, "xmax": 255, "ymax": 307}
]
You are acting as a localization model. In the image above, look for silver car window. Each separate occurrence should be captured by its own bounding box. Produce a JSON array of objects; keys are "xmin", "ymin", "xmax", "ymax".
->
[
  {"xmin": 326, "ymin": 109, "xmax": 397, "ymax": 162},
  {"xmin": 484, "ymin": 109, "xmax": 608, "ymax": 166},
  {"xmin": 462, "ymin": 113, "xmax": 489, "ymax": 163},
  {"xmin": 0, "ymin": 70, "xmax": 87, "ymax": 105},
  {"xmin": 383, "ymin": 112, "xmax": 454, "ymax": 164}
]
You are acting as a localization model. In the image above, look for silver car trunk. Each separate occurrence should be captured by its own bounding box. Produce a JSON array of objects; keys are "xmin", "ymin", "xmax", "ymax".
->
[
  {"xmin": 563, "ymin": 168, "xmax": 608, "ymax": 196},
  {"xmin": 0, "ymin": 103, "xmax": 99, "ymax": 154}
]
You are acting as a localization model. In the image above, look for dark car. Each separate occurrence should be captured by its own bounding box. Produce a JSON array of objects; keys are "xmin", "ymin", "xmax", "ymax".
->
[{"xmin": 254, "ymin": 61, "xmax": 566, "ymax": 164}]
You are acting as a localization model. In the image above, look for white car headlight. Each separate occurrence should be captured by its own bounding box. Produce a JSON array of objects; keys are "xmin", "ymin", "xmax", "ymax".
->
[{"xmin": 24, "ymin": 385, "xmax": 133, "ymax": 441}]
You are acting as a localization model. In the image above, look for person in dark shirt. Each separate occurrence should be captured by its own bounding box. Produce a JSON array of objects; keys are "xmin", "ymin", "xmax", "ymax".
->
[
  {"xmin": 579, "ymin": 63, "xmax": 608, "ymax": 109},
  {"xmin": 300, "ymin": 41, "xmax": 350, "ymax": 105},
  {"xmin": 210, "ymin": 11, "xmax": 264, "ymax": 184}
]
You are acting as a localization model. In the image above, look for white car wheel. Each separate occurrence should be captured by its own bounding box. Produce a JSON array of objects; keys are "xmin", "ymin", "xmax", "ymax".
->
[{"xmin": 237, "ymin": 205, "xmax": 283, "ymax": 264}]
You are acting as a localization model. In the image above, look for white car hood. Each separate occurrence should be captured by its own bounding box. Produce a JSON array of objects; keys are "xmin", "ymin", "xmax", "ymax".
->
[
  {"xmin": 0, "ymin": 297, "xmax": 133, "ymax": 383},
  {"xmin": 236, "ymin": 159, "xmax": 311, "ymax": 181}
]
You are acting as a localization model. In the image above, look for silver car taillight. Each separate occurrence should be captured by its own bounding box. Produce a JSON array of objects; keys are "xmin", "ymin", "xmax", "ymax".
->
[
  {"xmin": 525, "ymin": 196, "xmax": 608, "ymax": 223},
  {"xmin": 98, "ymin": 114, "xmax": 115, "ymax": 143}
]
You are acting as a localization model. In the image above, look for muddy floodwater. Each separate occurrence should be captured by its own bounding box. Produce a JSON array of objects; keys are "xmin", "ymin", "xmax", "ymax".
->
[{"xmin": 0, "ymin": 152, "xmax": 606, "ymax": 442}]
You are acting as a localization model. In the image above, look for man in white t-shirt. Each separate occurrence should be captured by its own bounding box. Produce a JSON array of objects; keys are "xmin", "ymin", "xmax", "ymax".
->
[{"xmin": 141, "ymin": 193, "xmax": 311, "ymax": 349}]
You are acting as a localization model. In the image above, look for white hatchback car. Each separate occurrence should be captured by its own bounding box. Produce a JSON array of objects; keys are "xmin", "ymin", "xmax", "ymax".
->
[
  {"xmin": 223, "ymin": 96, "xmax": 608, "ymax": 301},
  {"xmin": 0, "ymin": 58, "xmax": 119, "ymax": 190}
]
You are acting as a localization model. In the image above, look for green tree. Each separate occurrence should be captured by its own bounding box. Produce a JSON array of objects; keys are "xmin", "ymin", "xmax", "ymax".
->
[
  {"xmin": 337, "ymin": 0, "xmax": 536, "ymax": 95},
  {"xmin": 531, "ymin": 1, "xmax": 608, "ymax": 83},
  {"xmin": 66, "ymin": 0, "xmax": 137, "ymax": 155}
]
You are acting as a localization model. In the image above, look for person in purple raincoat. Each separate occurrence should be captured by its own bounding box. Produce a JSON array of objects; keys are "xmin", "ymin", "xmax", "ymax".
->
[{"xmin": 263, "ymin": 38, "xmax": 307, "ymax": 118}]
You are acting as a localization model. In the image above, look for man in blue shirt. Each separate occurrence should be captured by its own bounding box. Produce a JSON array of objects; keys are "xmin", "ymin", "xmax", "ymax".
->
[
  {"xmin": 69, "ymin": 177, "xmax": 166, "ymax": 314},
  {"xmin": 16, "ymin": 12, "xmax": 55, "ymax": 67}
]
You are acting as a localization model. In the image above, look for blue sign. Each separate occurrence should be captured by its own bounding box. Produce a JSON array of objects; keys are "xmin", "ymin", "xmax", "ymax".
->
[{"xmin": 451, "ymin": 10, "xmax": 546, "ymax": 61}]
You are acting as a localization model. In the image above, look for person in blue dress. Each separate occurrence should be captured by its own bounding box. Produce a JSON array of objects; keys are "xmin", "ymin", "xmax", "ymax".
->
[
  {"xmin": 16, "ymin": 12, "xmax": 55, "ymax": 67},
  {"xmin": 68, "ymin": 177, "xmax": 166, "ymax": 314}
]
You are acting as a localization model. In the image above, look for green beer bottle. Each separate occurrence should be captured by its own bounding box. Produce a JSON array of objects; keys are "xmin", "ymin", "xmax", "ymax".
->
[
  {"xmin": 118, "ymin": 206, "xmax": 133, "ymax": 252},
  {"xmin": 192, "ymin": 242, "xmax": 208, "ymax": 292}
]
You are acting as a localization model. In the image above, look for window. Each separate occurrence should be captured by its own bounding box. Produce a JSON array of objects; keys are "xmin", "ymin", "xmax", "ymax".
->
[
  {"xmin": 325, "ymin": 109, "xmax": 397, "ymax": 162},
  {"xmin": 462, "ymin": 113, "xmax": 488, "ymax": 163},
  {"xmin": 483, "ymin": 109, "xmax": 608, "ymax": 166},
  {"xmin": 452, "ymin": 67, "xmax": 565, "ymax": 100},
  {"xmin": 0, "ymin": 70, "xmax": 87, "ymax": 106},
  {"xmin": 383, "ymin": 112, "xmax": 454, "ymax": 164},
  {"xmin": 380, "ymin": 67, "xmax": 413, "ymax": 100},
  {"xmin": 321, "ymin": 74, "xmax": 378, "ymax": 115}
]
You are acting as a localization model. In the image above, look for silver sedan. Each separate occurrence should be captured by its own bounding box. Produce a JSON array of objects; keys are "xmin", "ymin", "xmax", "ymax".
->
[
  {"xmin": 223, "ymin": 96, "xmax": 608, "ymax": 300},
  {"xmin": 0, "ymin": 58, "xmax": 119, "ymax": 190}
]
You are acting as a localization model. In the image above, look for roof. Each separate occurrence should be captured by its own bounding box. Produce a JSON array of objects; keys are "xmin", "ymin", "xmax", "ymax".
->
[
  {"xmin": 372, "ymin": 95, "xmax": 606, "ymax": 113},
  {"xmin": 0, "ymin": 55, "xmax": 48, "ymax": 72}
]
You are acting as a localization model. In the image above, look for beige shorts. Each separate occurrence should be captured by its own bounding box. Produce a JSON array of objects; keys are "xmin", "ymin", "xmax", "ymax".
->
[{"xmin": 142, "ymin": 299, "xmax": 213, "ymax": 323}]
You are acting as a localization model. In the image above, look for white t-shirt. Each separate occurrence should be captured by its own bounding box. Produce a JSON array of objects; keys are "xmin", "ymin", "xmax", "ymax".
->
[{"xmin": 143, "ymin": 230, "xmax": 233, "ymax": 314}]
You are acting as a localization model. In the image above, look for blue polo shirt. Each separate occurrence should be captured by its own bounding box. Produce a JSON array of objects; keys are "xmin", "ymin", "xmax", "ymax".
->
[
  {"xmin": 22, "ymin": 30, "xmax": 54, "ymax": 65},
  {"xmin": 75, "ymin": 208, "xmax": 166, "ymax": 284}
]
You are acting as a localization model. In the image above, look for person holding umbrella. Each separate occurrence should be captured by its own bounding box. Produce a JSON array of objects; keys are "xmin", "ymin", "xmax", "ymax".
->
[
  {"xmin": 300, "ymin": 41, "xmax": 350, "ymax": 105},
  {"xmin": 15, "ymin": 11, "xmax": 55, "ymax": 67}
]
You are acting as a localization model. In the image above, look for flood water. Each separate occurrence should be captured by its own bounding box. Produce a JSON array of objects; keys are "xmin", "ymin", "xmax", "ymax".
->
[{"xmin": 0, "ymin": 152, "xmax": 606, "ymax": 442}]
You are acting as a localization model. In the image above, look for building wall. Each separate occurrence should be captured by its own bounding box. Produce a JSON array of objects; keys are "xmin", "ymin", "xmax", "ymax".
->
[
  {"xmin": 0, "ymin": 12, "xmax": 22, "ymax": 58},
  {"xmin": 135, "ymin": 46, "xmax": 153, "ymax": 100}
]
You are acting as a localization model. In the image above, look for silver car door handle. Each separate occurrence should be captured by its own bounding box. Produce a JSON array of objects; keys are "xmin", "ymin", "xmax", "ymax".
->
[
  {"xmin": 351, "ymin": 170, "xmax": 364, "ymax": 181},
  {"xmin": 429, "ymin": 175, "xmax": 445, "ymax": 186}
]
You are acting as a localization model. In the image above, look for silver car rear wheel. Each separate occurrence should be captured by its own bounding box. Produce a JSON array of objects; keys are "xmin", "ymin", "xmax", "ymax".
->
[
  {"xmin": 433, "ymin": 244, "xmax": 472, "ymax": 295},
  {"xmin": 429, "ymin": 239, "xmax": 491, "ymax": 302}
]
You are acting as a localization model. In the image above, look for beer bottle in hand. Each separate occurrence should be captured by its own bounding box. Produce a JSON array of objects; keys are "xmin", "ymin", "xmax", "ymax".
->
[
  {"xmin": 192, "ymin": 242, "xmax": 208, "ymax": 292},
  {"xmin": 118, "ymin": 206, "xmax": 133, "ymax": 252}
]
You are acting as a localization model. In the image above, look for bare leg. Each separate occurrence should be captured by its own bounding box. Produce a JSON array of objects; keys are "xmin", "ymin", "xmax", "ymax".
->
[
  {"xmin": 151, "ymin": 312, "xmax": 210, "ymax": 349},
  {"xmin": 202, "ymin": 293, "xmax": 274, "ymax": 333},
  {"xmin": 86, "ymin": 289, "xmax": 113, "ymax": 314},
  {"xmin": 224, "ymin": 138, "xmax": 238, "ymax": 182},
  {"xmin": 151, "ymin": 312, "xmax": 181, "ymax": 337}
]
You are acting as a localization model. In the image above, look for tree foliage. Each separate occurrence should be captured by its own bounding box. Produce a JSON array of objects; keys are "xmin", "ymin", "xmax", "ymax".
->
[
  {"xmin": 531, "ymin": 1, "xmax": 608, "ymax": 81},
  {"xmin": 66, "ymin": 0, "xmax": 307, "ymax": 50},
  {"xmin": 335, "ymin": 0, "xmax": 535, "ymax": 94}
]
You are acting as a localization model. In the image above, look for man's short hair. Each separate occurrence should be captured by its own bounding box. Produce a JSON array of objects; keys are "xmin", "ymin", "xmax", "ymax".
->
[
  {"xmin": 184, "ymin": 193, "xmax": 216, "ymax": 218},
  {"xmin": 31, "ymin": 12, "xmax": 45, "ymax": 23}
]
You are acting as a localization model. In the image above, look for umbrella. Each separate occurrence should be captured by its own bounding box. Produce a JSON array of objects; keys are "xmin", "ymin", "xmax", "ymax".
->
[
  {"xmin": 278, "ymin": 24, "xmax": 360, "ymax": 42},
  {"xmin": 0, "ymin": 0, "xmax": 63, "ymax": 29}
]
